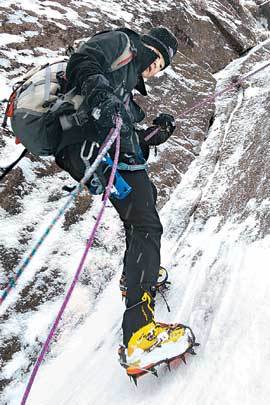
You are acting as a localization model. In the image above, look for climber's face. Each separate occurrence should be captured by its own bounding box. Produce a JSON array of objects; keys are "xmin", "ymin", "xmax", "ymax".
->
[{"xmin": 142, "ymin": 45, "xmax": 165, "ymax": 78}]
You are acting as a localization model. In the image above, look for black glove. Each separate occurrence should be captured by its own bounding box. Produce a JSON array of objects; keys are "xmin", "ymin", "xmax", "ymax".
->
[
  {"xmin": 81, "ymin": 75, "xmax": 114, "ymax": 107},
  {"xmin": 152, "ymin": 113, "xmax": 176, "ymax": 135},
  {"xmin": 81, "ymin": 76, "xmax": 133, "ymax": 137},
  {"xmin": 92, "ymin": 94, "xmax": 133, "ymax": 137},
  {"xmin": 142, "ymin": 113, "xmax": 176, "ymax": 146}
]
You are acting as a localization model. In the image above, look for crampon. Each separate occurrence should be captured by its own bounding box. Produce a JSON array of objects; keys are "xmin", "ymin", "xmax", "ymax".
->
[{"xmin": 118, "ymin": 323, "xmax": 199, "ymax": 385}]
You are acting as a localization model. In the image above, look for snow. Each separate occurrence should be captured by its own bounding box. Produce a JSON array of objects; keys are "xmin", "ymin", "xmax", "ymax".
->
[
  {"xmin": 2, "ymin": 351, "xmax": 26, "ymax": 379},
  {"xmin": 72, "ymin": 0, "xmax": 134, "ymax": 22},
  {"xmin": 0, "ymin": 34, "xmax": 26, "ymax": 46},
  {"xmin": 0, "ymin": 74, "xmax": 12, "ymax": 100},
  {"xmin": 6, "ymin": 10, "xmax": 39, "ymax": 25},
  {"xmin": 0, "ymin": 47, "xmax": 65, "ymax": 72},
  {"xmin": 24, "ymin": 31, "xmax": 39, "ymax": 38},
  {"xmin": 4, "ymin": 210, "xmax": 270, "ymax": 405},
  {"xmin": 1, "ymin": 0, "xmax": 63, "ymax": 20}
]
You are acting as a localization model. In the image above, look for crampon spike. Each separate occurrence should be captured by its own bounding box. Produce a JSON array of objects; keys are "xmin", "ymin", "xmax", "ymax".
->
[
  {"xmin": 187, "ymin": 341, "xmax": 200, "ymax": 355},
  {"xmin": 181, "ymin": 354, "xmax": 187, "ymax": 364},
  {"xmin": 187, "ymin": 347, "xmax": 197, "ymax": 355},
  {"xmin": 130, "ymin": 376, "xmax": 138, "ymax": 386},
  {"xmin": 152, "ymin": 368, "xmax": 158, "ymax": 378},
  {"xmin": 166, "ymin": 360, "xmax": 171, "ymax": 372}
]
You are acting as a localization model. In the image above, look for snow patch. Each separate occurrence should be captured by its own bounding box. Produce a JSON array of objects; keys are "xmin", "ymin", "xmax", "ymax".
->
[{"xmin": 0, "ymin": 34, "xmax": 26, "ymax": 46}]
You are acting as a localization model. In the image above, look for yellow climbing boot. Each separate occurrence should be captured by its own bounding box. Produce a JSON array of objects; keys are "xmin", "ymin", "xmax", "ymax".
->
[{"xmin": 123, "ymin": 321, "xmax": 196, "ymax": 375}]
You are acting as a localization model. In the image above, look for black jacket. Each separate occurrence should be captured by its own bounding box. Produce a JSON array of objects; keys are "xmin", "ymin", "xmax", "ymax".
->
[{"xmin": 61, "ymin": 28, "xmax": 157, "ymax": 166}]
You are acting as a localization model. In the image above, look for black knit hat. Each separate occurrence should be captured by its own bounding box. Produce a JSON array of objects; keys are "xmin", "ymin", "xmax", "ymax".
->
[{"xmin": 141, "ymin": 27, "xmax": 178, "ymax": 69}]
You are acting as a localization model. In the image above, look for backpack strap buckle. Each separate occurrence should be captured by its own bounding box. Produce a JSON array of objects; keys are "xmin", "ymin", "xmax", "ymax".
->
[{"xmin": 59, "ymin": 109, "xmax": 89, "ymax": 131}]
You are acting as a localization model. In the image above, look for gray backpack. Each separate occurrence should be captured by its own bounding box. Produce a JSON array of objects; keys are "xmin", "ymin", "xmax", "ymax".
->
[{"xmin": 9, "ymin": 60, "xmax": 68, "ymax": 156}]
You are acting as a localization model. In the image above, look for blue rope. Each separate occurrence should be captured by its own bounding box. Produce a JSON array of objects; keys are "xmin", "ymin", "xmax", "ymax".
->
[{"xmin": 0, "ymin": 126, "xmax": 120, "ymax": 305}]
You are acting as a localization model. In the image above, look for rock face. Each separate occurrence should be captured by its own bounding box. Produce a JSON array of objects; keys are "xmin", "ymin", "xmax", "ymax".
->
[
  {"xmin": 162, "ymin": 37, "xmax": 270, "ymax": 244},
  {"xmin": 0, "ymin": 0, "xmax": 268, "ymax": 400},
  {"xmin": 193, "ymin": 39, "xmax": 270, "ymax": 240},
  {"xmin": 150, "ymin": 0, "xmax": 259, "ymax": 72}
]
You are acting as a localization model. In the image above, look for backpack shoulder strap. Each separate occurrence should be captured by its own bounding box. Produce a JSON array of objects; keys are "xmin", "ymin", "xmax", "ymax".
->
[{"xmin": 110, "ymin": 32, "xmax": 134, "ymax": 72}]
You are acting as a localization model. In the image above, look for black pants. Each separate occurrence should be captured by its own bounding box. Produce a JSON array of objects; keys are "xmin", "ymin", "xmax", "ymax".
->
[
  {"xmin": 110, "ymin": 170, "xmax": 163, "ymax": 345},
  {"xmin": 56, "ymin": 144, "xmax": 163, "ymax": 346}
]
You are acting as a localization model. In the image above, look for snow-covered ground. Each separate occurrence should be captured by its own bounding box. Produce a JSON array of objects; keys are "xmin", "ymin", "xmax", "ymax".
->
[{"xmin": 6, "ymin": 216, "xmax": 270, "ymax": 405}]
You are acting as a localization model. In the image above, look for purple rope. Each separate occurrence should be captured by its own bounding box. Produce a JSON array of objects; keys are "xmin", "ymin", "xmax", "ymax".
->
[
  {"xmin": 0, "ymin": 126, "xmax": 119, "ymax": 306},
  {"xmin": 180, "ymin": 61, "xmax": 270, "ymax": 118},
  {"xmin": 21, "ymin": 118, "xmax": 121, "ymax": 405},
  {"xmin": 144, "ymin": 127, "xmax": 160, "ymax": 142},
  {"xmin": 144, "ymin": 60, "xmax": 270, "ymax": 142}
]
